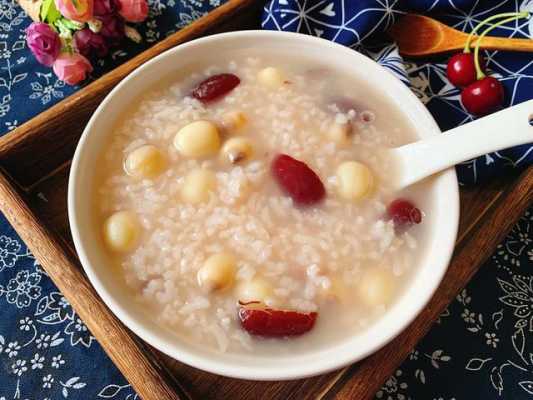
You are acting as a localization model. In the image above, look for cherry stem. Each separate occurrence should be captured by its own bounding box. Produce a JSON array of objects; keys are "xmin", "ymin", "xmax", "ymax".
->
[
  {"xmin": 463, "ymin": 12, "xmax": 527, "ymax": 53},
  {"xmin": 473, "ymin": 12, "xmax": 530, "ymax": 79}
]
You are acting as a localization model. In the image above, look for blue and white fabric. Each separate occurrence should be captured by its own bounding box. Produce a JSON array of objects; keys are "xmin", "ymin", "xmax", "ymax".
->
[{"xmin": 0, "ymin": 0, "xmax": 533, "ymax": 398}]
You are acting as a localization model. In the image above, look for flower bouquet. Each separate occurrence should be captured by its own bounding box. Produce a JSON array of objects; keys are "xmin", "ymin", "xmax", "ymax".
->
[{"xmin": 21, "ymin": 0, "xmax": 149, "ymax": 85}]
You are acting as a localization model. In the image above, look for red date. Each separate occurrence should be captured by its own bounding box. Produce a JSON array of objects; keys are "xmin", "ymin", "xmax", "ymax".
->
[
  {"xmin": 191, "ymin": 73, "xmax": 240, "ymax": 104},
  {"xmin": 271, "ymin": 154, "xmax": 325, "ymax": 206},
  {"xmin": 238, "ymin": 306, "xmax": 317, "ymax": 337},
  {"xmin": 387, "ymin": 198, "xmax": 422, "ymax": 228}
]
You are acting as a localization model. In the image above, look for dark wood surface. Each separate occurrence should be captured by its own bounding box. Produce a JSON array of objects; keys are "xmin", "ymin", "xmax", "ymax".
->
[{"xmin": 0, "ymin": 1, "xmax": 531, "ymax": 398}]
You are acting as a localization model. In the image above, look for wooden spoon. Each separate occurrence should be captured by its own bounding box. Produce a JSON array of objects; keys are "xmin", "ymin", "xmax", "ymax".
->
[{"xmin": 389, "ymin": 14, "xmax": 533, "ymax": 57}]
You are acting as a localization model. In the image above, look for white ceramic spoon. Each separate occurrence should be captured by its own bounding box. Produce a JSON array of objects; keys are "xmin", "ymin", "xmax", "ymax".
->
[{"xmin": 390, "ymin": 99, "xmax": 533, "ymax": 190}]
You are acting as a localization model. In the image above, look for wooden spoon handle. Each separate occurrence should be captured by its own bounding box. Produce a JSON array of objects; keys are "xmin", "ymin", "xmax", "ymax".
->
[
  {"xmin": 474, "ymin": 35, "xmax": 533, "ymax": 52},
  {"xmin": 0, "ymin": 172, "xmax": 191, "ymax": 400}
]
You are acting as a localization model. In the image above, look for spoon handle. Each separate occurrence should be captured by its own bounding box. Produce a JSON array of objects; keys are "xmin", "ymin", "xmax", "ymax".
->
[
  {"xmin": 475, "ymin": 35, "xmax": 533, "ymax": 52},
  {"xmin": 390, "ymin": 100, "xmax": 533, "ymax": 190}
]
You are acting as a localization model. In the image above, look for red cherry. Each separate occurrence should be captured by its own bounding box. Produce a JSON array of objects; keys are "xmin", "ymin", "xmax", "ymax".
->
[
  {"xmin": 191, "ymin": 73, "xmax": 240, "ymax": 103},
  {"xmin": 271, "ymin": 154, "xmax": 325, "ymax": 206},
  {"xmin": 461, "ymin": 76, "xmax": 504, "ymax": 116},
  {"xmin": 446, "ymin": 53, "xmax": 484, "ymax": 88},
  {"xmin": 238, "ymin": 306, "xmax": 317, "ymax": 337},
  {"xmin": 387, "ymin": 199, "xmax": 422, "ymax": 228}
]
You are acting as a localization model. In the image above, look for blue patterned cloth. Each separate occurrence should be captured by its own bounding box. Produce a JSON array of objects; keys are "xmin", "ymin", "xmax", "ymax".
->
[{"xmin": 0, "ymin": 0, "xmax": 533, "ymax": 399}]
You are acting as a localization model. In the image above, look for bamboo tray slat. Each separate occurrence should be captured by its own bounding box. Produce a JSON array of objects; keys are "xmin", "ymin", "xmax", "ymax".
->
[{"xmin": 1, "ymin": 1, "xmax": 532, "ymax": 399}]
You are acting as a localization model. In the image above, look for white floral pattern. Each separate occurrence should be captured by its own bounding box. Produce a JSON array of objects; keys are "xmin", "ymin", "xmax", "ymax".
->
[
  {"xmin": 0, "ymin": 235, "xmax": 24, "ymax": 270},
  {"xmin": 374, "ymin": 211, "xmax": 533, "ymax": 399},
  {"xmin": 0, "ymin": 231, "xmax": 128, "ymax": 398},
  {"xmin": 1, "ymin": 270, "xmax": 42, "ymax": 307}
]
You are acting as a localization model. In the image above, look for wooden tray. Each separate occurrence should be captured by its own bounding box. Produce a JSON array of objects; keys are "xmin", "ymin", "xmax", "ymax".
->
[{"xmin": 1, "ymin": 1, "xmax": 532, "ymax": 398}]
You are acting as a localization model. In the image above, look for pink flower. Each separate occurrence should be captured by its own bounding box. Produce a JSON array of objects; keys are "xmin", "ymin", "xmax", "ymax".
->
[
  {"xmin": 25, "ymin": 22, "xmax": 61, "ymax": 67},
  {"xmin": 54, "ymin": 0, "xmax": 94, "ymax": 22},
  {"xmin": 97, "ymin": 14, "xmax": 124, "ymax": 45},
  {"xmin": 115, "ymin": 0, "xmax": 148, "ymax": 22},
  {"xmin": 52, "ymin": 53, "xmax": 93, "ymax": 85},
  {"xmin": 93, "ymin": 0, "xmax": 115, "ymax": 16},
  {"xmin": 73, "ymin": 29, "xmax": 108, "ymax": 58}
]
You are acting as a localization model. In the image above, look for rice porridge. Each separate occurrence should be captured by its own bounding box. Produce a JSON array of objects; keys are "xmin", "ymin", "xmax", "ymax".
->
[{"xmin": 95, "ymin": 54, "xmax": 427, "ymax": 353}]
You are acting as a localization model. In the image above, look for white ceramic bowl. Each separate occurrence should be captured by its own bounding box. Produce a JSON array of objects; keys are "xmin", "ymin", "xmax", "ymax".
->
[{"xmin": 68, "ymin": 31, "xmax": 459, "ymax": 380}]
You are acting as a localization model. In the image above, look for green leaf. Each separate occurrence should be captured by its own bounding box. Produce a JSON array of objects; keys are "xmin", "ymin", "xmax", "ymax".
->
[
  {"xmin": 54, "ymin": 19, "xmax": 73, "ymax": 39},
  {"xmin": 40, "ymin": 0, "xmax": 61, "ymax": 23},
  {"xmin": 54, "ymin": 18, "xmax": 85, "ymax": 40},
  {"xmin": 60, "ymin": 18, "xmax": 85, "ymax": 30},
  {"xmin": 39, "ymin": 0, "xmax": 51, "ymax": 21}
]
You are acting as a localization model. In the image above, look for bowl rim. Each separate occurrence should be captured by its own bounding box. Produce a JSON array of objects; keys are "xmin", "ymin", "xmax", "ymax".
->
[{"xmin": 68, "ymin": 30, "xmax": 460, "ymax": 381}]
